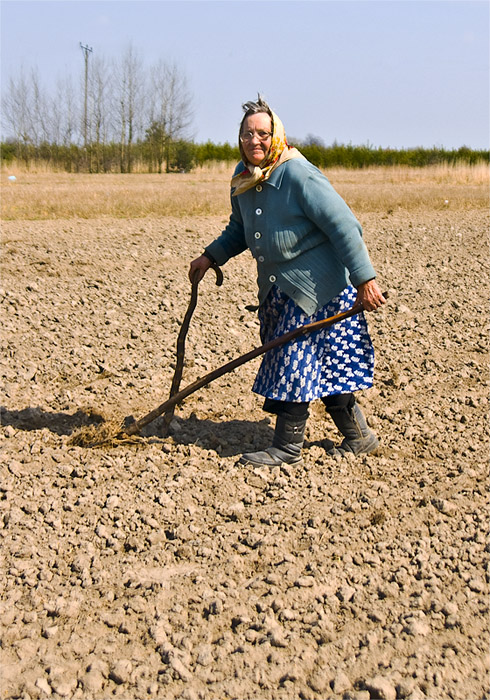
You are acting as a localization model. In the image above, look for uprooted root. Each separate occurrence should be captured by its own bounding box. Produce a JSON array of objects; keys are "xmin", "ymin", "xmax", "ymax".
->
[{"xmin": 68, "ymin": 419, "xmax": 144, "ymax": 448}]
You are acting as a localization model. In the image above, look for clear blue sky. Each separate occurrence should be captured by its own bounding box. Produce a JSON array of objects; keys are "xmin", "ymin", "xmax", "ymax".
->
[{"xmin": 1, "ymin": 0, "xmax": 489, "ymax": 149}]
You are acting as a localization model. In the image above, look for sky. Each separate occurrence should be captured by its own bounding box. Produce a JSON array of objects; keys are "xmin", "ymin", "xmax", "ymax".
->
[{"xmin": 1, "ymin": 0, "xmax": 489, "ymax": 149}]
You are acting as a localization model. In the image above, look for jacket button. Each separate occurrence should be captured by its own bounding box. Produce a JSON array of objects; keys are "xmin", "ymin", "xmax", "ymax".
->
[
  {"xmin": 269, "ymin": 275, "xmax": 276, "ymax": 283},
  {"xmin": 258, "ymin": 256, "xmax": 265, "ymax": 262},
  {"xmin": 254, "ymin": 231, "xmax": 261, "ymax": 239},
  {"xmin": 256, "ymin": 185, "xmax": 263, "ymax": 192},
  {"xmin": 255, "ymin": 208, "xmax": 262, "ymax": 215}
]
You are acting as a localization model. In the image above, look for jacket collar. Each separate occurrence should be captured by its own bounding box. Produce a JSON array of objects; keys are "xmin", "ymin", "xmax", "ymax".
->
[{"xmin": 263, "ymin": 161, "xmax": 287, "ymax": 189}]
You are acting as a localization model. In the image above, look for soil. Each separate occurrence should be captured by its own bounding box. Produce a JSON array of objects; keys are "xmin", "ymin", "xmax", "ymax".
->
[{"xmin": 0, "ymin": 208, "xmax": 488, "ymax": 700}]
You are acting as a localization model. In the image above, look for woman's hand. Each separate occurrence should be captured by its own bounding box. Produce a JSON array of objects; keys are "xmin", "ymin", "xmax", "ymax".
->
[
  {"xmin": 189, "ymin": 255, "xmax": 212, "ymax": 283},
  {"xmin": 355, "ymin": 279, "xmax": 386, "ymax": 312}
]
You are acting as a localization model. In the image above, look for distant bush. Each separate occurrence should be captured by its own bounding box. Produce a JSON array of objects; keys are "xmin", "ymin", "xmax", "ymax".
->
[
  {"xmin": 0, "ymin": 141, "xmax": 16, "ymax": 164},
  {"xmin": 170, "ymin": 141, "xmax": 197, "ymax": 172},
  {"xmin": 194, "ymin": 142, "xmax": 240, "ymax": 166}
]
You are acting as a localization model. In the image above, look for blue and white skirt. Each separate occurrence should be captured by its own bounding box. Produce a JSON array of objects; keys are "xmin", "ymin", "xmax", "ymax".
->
[{"xmin": 252, "ymin": 285, "xmax": 375, "ymax": 403}]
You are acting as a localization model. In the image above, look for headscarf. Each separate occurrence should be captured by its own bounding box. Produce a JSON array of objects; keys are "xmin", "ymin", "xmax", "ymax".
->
[{"xmin": 231, "ymin": 110, "xmax": 304, "ymax": 197}]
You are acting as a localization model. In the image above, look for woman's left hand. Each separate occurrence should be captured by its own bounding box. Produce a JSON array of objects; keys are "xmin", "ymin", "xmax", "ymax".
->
[{"xmin": 355, "ymin": 279, "xmax": 386, "ymax": 312}]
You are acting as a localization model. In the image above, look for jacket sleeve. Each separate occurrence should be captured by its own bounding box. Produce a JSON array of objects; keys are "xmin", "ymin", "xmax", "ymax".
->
[
  {"xmin": 204, "ymin": 191, "xmax": 248, "ymax": 265},
  {"xmin": 300, "ymin": 172, "xmax": 376, "ymax": 286}
]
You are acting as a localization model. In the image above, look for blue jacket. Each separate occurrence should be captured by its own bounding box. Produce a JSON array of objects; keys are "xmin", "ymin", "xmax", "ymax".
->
[{"xmin": 205, "ymin": 158, "xmax": 377, "ymax": 315}]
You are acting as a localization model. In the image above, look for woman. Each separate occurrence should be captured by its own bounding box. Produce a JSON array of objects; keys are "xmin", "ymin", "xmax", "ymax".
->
[{"xmin": 189, "ymin": 96, "xmax": 386, "ymax": 467}]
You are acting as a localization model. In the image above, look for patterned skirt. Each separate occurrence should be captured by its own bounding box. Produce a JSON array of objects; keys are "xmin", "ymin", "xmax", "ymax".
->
[{"xmin": 252, "ymin": 285, "xmax": 375, "ymax": 403}]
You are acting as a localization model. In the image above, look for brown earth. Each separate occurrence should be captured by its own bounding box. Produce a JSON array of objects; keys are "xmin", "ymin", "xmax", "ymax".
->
[{"xmin": 0, "ymin": 204, "xmax": 489, "ymax": 700}]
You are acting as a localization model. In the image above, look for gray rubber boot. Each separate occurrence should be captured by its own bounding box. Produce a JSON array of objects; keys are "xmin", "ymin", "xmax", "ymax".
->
[
  {"xmin": 325, "ymin": 401, "xmax": 379, "ymax": 456},
  {"xmin": 239, "ymin": 415, "xmax": 306, "ymax": 467}
]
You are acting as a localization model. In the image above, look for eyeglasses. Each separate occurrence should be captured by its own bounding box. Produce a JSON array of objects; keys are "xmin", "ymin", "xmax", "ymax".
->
[{"xmin": 240, "ymin": 130, "xmax": 272, "ymax": 143}]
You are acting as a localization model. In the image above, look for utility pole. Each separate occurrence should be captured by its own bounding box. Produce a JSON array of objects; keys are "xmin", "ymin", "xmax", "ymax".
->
[{"xmin": 80, "ymin": 42, "xmax": 93, "ymax": 147}]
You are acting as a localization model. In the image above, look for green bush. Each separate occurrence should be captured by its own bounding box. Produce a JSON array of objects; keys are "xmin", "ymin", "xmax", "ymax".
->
[{"xmin": 170, "ymin": 140, "xmax": 197, "ymax": 172}]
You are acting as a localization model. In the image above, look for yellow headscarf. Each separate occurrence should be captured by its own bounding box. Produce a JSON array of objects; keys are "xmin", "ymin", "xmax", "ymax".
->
[{"xmin": 231, "ymin": 110, "xmax": 304, "ymax": 197}]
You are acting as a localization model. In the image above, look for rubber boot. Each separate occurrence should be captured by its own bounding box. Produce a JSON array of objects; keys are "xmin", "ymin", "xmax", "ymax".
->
[
  {"xmin": 325, "ymin": 400, "xmax": 379, "ymax": 456},
  {"xmin": 239, "ymin": 415, "xmax": 306, "ymax": 467}
]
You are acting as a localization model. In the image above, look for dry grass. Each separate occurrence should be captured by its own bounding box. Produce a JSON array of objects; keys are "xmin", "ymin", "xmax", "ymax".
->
[
  {"xmin": 67, "ymin": 419, "xmax": 123, "ymax": 448},
  {"xmin": 1, "ymin": 163, "xmax": 488, "ymax": 221},
  {"xmin": 327, "ymin": 162, "xmax": 489, "ymax": 214},
  {"xmin": 326, "ymin": 162, "xmax": 489, "ymax": 185},
  {"xmin": 0, "ymin": 171, "xmax": 231, "ymax": 221},
  {"xmin": 67, "ymin": 419, "xmax": 147, "ymax": 448}
]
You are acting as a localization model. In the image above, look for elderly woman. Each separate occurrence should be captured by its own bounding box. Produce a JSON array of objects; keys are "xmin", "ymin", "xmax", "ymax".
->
[{"xmin": 189, "ymin": 96, "xmax": 385, "ymax": 467}]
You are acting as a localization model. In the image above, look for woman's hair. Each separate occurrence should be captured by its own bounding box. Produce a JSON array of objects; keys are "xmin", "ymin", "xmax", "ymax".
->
[{"xmin": 239, "ymin": 95, "xmax": 273, "ymax": 133}]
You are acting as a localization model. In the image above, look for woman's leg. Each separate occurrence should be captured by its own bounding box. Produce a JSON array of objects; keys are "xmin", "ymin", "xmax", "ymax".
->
[
  {"xmin": 239, "ymin": 399, "xmax": 309, "ymax": 467},
  {"xmin": 321, "ymin": 393, "xmax": 379, "ymax": 455}
]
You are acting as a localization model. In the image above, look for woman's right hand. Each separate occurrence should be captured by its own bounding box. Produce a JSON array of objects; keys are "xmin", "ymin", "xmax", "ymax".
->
[{"xmin": 189, "ymin": 255, "xmax": 212, "ymax": 283}]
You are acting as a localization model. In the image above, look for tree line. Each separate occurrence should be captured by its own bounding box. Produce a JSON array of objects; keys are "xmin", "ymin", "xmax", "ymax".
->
[
  {"xmin": 1, "ymin": 45, "xmax": 194, "ymax": 173},
  {"xmin": 1, "ymin": 45, "xmax": 487, "ymax": 172},
  {"xmin": 2, "ymin": 138, "xmax": 487, "ymax": 173},
  {"xmin": 296, "ymin": 138, "xmax": 488, "ymax": 169}
]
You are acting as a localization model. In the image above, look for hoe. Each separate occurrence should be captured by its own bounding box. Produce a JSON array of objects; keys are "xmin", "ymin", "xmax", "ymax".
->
[{"xmin": 72, "ymin": 264, "xmax": 387, "ymax": 448}]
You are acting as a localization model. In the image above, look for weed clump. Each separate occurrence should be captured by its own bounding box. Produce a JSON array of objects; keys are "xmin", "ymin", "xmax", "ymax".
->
[{"xmin": 68, "ymin": 419, "xmax": 121, "ymax": 447}]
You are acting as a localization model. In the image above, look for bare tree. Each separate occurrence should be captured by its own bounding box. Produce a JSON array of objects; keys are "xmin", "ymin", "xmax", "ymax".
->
[
  {"xmin": 52, "ymin": 75, "xmax": 78, "ymax": 147},
  {"xmin": 2, "ymin": 67, "xmax": 80, "ymax": 167},
  {"xmin": 89, "ymin": 54, "xmax": 113, "ymax": 172},
  {"xmin": 48, "ymin": 75, "xmax": 78, "ymax": 170},
  {"xmin": 30, "ymin": 69, "xmax": 51, "ymax": 146},
  {"xmin": 1, "ymin": 69, "xmax": 35, "ymax": 165},
  {"xmin": 113, "ymin": 44, "xmax": 144, "ymax": 172},
  {"xmin": 147, "ymin": 59, "xmax": 193, "ymax": 172}
]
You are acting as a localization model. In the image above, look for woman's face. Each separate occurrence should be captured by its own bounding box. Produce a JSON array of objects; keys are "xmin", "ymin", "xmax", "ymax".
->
[{"xmin": 240, "ymin": 113, "xmax": 272, "ymax": 166}]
